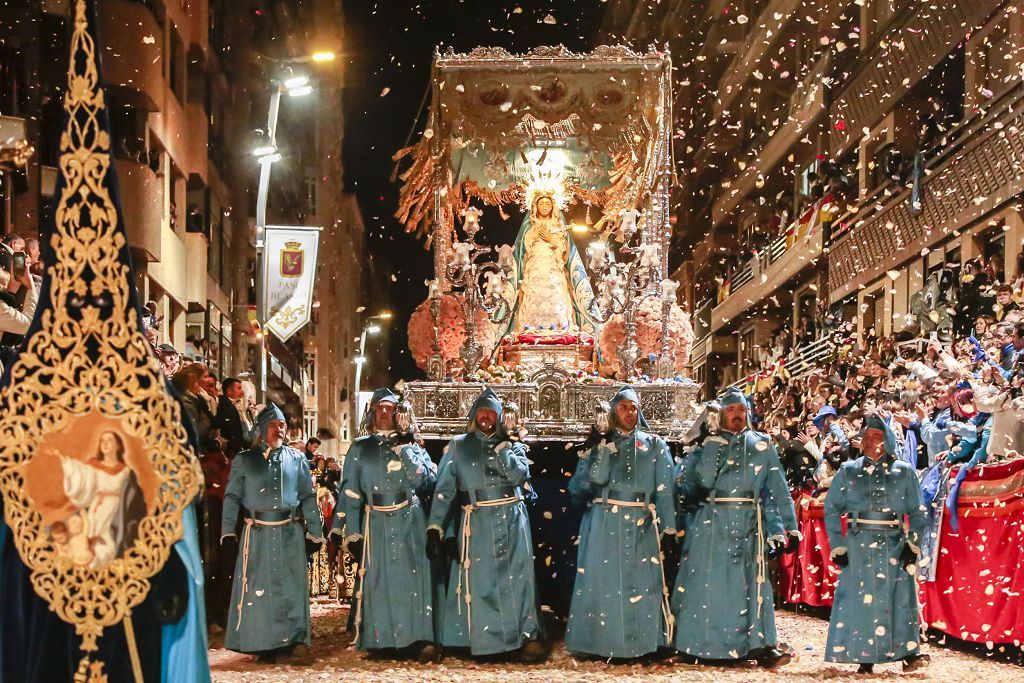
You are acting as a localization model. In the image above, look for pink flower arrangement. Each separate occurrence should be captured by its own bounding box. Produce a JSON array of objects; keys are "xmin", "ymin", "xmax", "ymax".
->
[
  {"xmin": 598, "ymin": 297, "xmax": 694, "ymax": 379},
  {"xmin": 408, "ymin": 293, "xmax": 497, "ymax": 375}
]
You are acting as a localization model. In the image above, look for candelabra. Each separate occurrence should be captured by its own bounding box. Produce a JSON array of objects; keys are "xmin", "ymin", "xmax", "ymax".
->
[
  {"xmin": 442, "ymin": 207, "xmax": 512, "ymax": 377},
  {"xmin": 587, "ymin": 220, "xmax": 678, "ymax": 381}
]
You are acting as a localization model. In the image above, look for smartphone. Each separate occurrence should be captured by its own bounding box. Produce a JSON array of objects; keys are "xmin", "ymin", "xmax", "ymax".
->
[
  {"xmin": 929, "ymin": 331, "xmax": 938, "ymax": 342},
  {"xmin": 11, "ymin": 252, "xmax": 26, "ymax": 279}
]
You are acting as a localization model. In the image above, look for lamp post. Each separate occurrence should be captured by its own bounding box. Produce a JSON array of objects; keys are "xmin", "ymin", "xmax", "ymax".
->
[
  {"xmin": 252, "ymin": 56, "xmax": 333, "ymax": 401},
  {"xmin": 350, "ymin": 313, "xmax": 392, "ymax": 441}
]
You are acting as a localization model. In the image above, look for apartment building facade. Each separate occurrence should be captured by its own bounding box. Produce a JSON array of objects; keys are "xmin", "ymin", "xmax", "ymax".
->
[
  {"xmin": 0, "ymin": 0, "xmax": 378, "ymax": 449},
  {"xmin": 603, "ymin": 0, "xmax": 1024, "ymax": 396}
]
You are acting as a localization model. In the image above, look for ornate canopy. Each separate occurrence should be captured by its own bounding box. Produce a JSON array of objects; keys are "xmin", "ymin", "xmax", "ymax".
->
[{"xmin": 395, "ymin": 44, "xmax": 675, "ymax": 251}]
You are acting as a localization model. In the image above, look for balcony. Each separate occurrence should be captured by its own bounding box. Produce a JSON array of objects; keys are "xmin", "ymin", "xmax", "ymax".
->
[
  {"xmin": 115, "ymin": 158, "xmax": 162, "ymax": 261},
  {"xmin": 711, "ymin": 200, "xmax": 830, "ymax": 333},
  {"xmin": 185, "ymin": 100, "xmax": 208, "ymax": 187},
  {"xmin": 730, "ymin": 334, "xmax": 832, "ymax": 390},
  {"xmin": 183, "ymin": 232, "xmax": 209, "ymax": 305},
  {"xmin": 98, "ymin": 0, "xmax": 163, "ymax": 112},
  {"xmin": 713, "ymin": 0, "xmax": 802, "ymax": 119},
  {"xmin": 829, "ymin": 0, "xmax": 1001, "ymax": 157},
  {"xmin": 828, "ymin": 81, "xmax": 1024, "ymax": 302},
  {"xmin": 186, "ymin": 1, "xmax": 210, "ymax": 64},
  {"xmin": 712, "ymin": 52, "xmax": 831, "ymax": 227}
]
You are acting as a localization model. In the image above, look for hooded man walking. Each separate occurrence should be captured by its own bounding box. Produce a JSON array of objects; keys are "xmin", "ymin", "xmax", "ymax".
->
[
  {"xmin": 824, "ymin": 414, "xmax": 929, "ymax": 674},
  {"xmin": 333, "ymin": 388, "xmax": 440, "ymax": 661},
  {"xmin": 565, "ymin": 386, "xmax": 678, "ymax": 660},
  {"xmin": 221, "ymin": 403, "xmax": 324, "ymax": 662},
  {"xmin": 672, "ymin": 388, "xmax": 799, "ymax": 667},
  {"xmin": 426, "ymin": 387, "xmax": 547, "ymax": 661}
]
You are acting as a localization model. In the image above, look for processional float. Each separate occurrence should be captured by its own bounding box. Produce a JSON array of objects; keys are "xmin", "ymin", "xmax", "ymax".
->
[{"xmin": 396, "ymin": 45, "xmax": 700, "ymax": 441}]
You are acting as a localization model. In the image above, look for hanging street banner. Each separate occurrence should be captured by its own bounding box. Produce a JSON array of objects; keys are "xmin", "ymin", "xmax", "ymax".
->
[{"xmin": 263, "ymin": 225, "xmax": 321, "ymax": 341}]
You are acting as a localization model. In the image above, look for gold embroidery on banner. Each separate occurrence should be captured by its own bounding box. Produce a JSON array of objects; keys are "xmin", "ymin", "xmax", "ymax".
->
[{"xmin": 0, "ymin": 0, "xmax": 202, "ymax": 673}]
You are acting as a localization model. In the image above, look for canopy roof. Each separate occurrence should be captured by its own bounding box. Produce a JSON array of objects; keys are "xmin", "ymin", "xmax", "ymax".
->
[{"xmin": 395, "ymin": 44, "xmax": 673, "ymax": 242}]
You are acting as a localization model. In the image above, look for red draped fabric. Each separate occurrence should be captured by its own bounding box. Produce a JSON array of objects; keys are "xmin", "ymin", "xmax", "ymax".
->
[
  {"xmin": 920, "ymin": 458, "xmax": 1024, "ymax": 645},
  {"xmin": 778, "ymin": 491, "xmax": 840, "ymax": 607}
]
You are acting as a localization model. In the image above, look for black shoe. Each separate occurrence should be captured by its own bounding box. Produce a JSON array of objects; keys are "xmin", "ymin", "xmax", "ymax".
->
[
  {"xmin": 287, "ymin": 643, "xmax": 314, "ymax": 664},
  {"xmin": 255, "ymin": 652, "xmax": 277, "ymax": 664},
  {"xmin": 755, "ymin": 647, "xmax": 792, "ymax": 669},
  {"xmin": 520, "ymin": 640, "xmax": 550, "ymax": 663},
  {"xmin": 903, "ymin": 654, "xmax": 930, "ymax": 672},
  {"xmin": 416, "ymin": 642, "xmax": 443, "ymax": 664},
  {"xmin": 857, "ymin": 663, "xmax": 874, "ymax": 674}
]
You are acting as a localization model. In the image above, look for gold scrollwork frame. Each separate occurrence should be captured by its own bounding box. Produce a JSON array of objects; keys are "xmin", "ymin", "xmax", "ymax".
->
[{"xmin": 0, "ymin": 0, "xmax": 202, "ymax": 677}]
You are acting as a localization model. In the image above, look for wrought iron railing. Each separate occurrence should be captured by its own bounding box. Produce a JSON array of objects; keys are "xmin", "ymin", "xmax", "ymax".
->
[{"xmin": 729, "ymin": 334, "xmax": 833, "ymax": 391}]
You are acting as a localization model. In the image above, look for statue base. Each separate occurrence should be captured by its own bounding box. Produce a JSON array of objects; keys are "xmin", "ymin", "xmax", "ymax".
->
[
  {"xmin": 404, "ymin": 373, "xmax": 701, "ymax": 442},
  {"xmin": 497, "ymin": 342, "xmax": 595, "ymax": 375}
]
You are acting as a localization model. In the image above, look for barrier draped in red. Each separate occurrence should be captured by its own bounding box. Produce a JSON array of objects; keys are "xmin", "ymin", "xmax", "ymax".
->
[
  {"xmin": 778, "ymin": 491, "xmax": 840, "ymax": 607},
  {"xmin": 920, "ymin": 458, "xmax": 1024, "ymax": 645}
]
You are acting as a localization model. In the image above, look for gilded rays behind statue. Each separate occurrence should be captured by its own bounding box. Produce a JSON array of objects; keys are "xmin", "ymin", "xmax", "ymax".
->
[{"xmin": 0, "ymin": 1, "xmax": 201, "ymax": 680}]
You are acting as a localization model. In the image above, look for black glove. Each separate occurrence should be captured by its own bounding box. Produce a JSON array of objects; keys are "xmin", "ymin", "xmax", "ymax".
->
[
  {"xmin": 444, "ymin": 535, "xmax": 459, "ymax": 561},
  {"xmin": 426, "ymin": 528, "xmax": 443, "ymax": 560},
  {"xmin": 784, "ymin": 533, "xmax": 800, "ymax": 555},
  {"xmin": 346, "ymin": 538, "xmax": 364, "ymax": 564},
  {"xmin": 220, "ymin": 534, "xmax": 239, "ymax": 558},
  {"xmin": 900, "ymin": 542, "xmax": 918, "ymax": 571},
  {"xmin": 581, "ymin": 426, "xmax": 604, "ymax": 450},
  {"xmin": 766, "ymin": 538, "xmax": 784, "ymax": 560},
  {"xmin": 151, "ymin": 551, "xmax": 189, "ymax": 624},
  {"xmin": 660, "ymin": 532, "xmax": 680, "ymax": 567},
  {"xmin": 832, "ymin": 551, "xmax": 849, "ymax": 568},
  {"xmin": 389, "ymin": 430, "xmax": 415, "ymax": 446}
]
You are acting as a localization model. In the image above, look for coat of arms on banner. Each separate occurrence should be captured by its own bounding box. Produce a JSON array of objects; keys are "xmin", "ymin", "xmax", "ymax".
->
[{"xmin": 281, "ymin": 240, "xmax": 304, "ymax": 278}]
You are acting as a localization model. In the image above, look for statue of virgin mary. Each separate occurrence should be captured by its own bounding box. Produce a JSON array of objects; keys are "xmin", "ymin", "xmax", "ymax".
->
[{"xmin": 499, "ymin": 192, "xmax": 596, "ymax": 343}]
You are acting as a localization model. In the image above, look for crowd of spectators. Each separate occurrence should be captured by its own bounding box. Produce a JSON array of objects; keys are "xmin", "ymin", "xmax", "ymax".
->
[{"xmin": 740, "ymin": 257, "xmax": 1024, "ymax": 509}]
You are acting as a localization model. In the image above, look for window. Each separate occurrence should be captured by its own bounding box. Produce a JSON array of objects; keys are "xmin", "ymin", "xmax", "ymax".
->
[
  {"xmin": 980, "ymin": 22, "xmax": 1017, "ymax": 99},
  {"xmin": 168, "ymin": 24, "xmax": 186, "ymax": 103},
  {"xmin": 306, "ymin": 350, "xmax": 317, "ymax": 398},
  {"xmin": 739, "ymin": 328, "xmax": 756, "ymax": 374}
]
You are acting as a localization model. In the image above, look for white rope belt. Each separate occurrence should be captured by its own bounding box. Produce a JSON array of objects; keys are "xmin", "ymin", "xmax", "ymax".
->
[
  {"xmin": 649, "ymin": 504, "xmax": 676, "ymax": 643},
  {"xmin": 368, "ymin": 500, "xmax": 411, "ymax": 513},
  {"xmin": 457, "ymin": 496, "xmax": 521, "ymax": 636},
  {"xmin": 855, "ymin": 518, "xmax": 900, "ymax": 526},
  {"xmin": 236, "ymin": 516, "xmax": 296, "ymax": 630},
  {"xmin": 593, "ymin": 498, "xmax": 647, "ymax": 508}
]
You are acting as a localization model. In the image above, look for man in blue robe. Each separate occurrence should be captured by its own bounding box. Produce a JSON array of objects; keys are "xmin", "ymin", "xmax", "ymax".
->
[
  {"xmin": 333, "ymin": 388, "xmax": 439, "ymax": 661},
  {"xmin": 221, "ymin": 403, "xmax": 324, "ymax": 662},
  {"xmin": 426, "ymin": 388, "xmax": 547, "ymax": 661},
  {"xmin": 565, "ymin": 386, "xmax": 677, "ymax": 659},
  {"xmin": 672, "ymin": 388, "xmax": 799, "ymax": 667},
  {"xmin": 824, "ymin": 414, "xmax": 929, "ymax": 674}
]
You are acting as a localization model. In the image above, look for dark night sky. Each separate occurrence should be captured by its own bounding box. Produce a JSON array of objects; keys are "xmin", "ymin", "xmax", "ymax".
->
[{"xmin": 341, "ymin": 0, "xmax": 613, "ymax": 382}]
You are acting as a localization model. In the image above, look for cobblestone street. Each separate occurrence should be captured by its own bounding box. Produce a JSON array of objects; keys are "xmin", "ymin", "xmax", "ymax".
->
[{"xmin": 208, "ymin": 600, "xmax": 1024, "ymax": 682}]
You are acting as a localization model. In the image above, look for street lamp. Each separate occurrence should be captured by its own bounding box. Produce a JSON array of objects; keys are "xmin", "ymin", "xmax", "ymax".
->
[{"xmin": 350, "ymin": 314, "xmax": 391, "ymax": 441}]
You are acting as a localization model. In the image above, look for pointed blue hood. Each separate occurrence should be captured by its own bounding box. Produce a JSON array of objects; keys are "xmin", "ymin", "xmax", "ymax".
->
[
  {"xmin": 257, "ymin": 402, "xmax": 286, "ymax": 439},
  {"xmin": 467, "ymin": 387, "xmax": 505, "ymax": 433},
  {"xmin": 360, "ymin": 387, "xmax": 399, "ymax": 433},
  {"xmin": 718, "ymin": 387, "xmax": 752, "ymax": 430},
  {"xmin": 861, "ymin": 414, "xmax": 897, "ymax": 457},
  {"xmin": 610, "ymin": 385, "xmax": 649, "ymax": 431}
]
